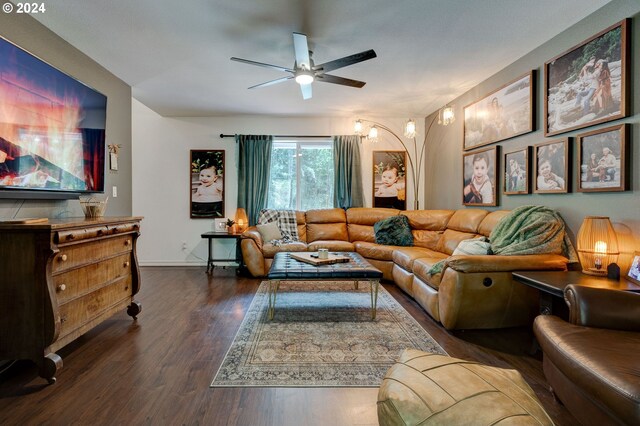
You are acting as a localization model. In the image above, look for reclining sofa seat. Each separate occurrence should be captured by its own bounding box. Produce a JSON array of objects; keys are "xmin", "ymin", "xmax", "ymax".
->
[{"xmin": 241, "ymin": 207, "xmax": 570, "ymax": 329}]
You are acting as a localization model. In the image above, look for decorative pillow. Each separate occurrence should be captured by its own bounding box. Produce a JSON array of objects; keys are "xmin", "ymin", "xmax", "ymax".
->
[
  {"xmin": 374, "ymin": 215, "xmax": 413, "ymax": 246},
  {"xmin": 256, "ymin": 221, "xmax": 282, "ymax": 242},
  {"xmin": 452, "ymin": 237, "xmax": 492, "ymax": 256}
]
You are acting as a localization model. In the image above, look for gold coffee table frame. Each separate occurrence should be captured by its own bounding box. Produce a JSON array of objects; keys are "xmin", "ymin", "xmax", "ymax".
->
[{"xmin": 267, "ymin": 279, "xmax": 380, "ymax": 320}]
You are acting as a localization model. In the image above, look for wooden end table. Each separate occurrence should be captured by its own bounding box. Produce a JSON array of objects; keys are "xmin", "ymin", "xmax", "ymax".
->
[
  {"xmin": 513, "ymin": 270, "xmax": 640, "ymax": 315},
  {"xmin": 200, "ymin": 231, "xmax": 245, "ymax": 274}
]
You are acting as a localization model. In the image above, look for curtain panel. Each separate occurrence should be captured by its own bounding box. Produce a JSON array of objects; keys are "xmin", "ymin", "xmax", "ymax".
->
[
  {"xmin": 236, "ymin": 134, "xmax": 273, "ymax": 225},
  {"xmin": 333, "ymin": 135, "xmax": 364, "ymax": 209}
]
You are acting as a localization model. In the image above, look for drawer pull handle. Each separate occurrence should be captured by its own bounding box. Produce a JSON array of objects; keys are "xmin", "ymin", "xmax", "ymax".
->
[
  {"xmin": 57, "ymin": 284, "xmax": 66, "ymax": 292},
  {"xmin": 124, "ymin": 240, "xmax": 131, "ymax": 246},
  {"xmin": 61, "ymin": 316, "xmax": 67, "ymax": 323},
  {"xmin": 123, "ymin": 261, "xmax": 130, "ymax": 268},
  {"xmin": 60, "ymin": 254, "xmax": 68, "ymax": 262}
]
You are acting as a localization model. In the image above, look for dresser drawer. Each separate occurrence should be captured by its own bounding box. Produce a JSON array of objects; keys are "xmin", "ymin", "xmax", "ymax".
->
[
  {"xmin": 52, "ymin": 253, "xmax": 132, "ymax": 304},
  {"xmin": 53, "ymin": 235, "xmax": 133, "ymax": 273},
  {"xmin": 58, "ymin": 276, "xmax": 133, "ymax": 338}
]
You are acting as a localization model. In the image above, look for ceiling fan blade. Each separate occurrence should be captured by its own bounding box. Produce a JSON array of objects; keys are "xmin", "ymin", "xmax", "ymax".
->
[
  {"xmin": 231, "ymin": 57, "xmax": 294, "ymax": 73},
  {"xmin": 292, "ymin": 32, "xmax": 311, "ymax": 69},
  {"xmin": 312, "ymin": 49, "xmax": 377, "ymax": 73},
  {"xmin": 300, "ymin": 82, "xmax": 312, "ymax": 100},
  {"xmin": 248, "ymin": 76, "xmax": 294, "ymax": 89},
  {"xmin": 315, "ymin": 74, "xmax": 366, "ymax": 88}
]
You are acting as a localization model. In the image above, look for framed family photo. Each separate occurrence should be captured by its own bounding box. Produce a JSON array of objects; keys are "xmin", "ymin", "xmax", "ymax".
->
[
  {"xmin": 462, "ymin": 146, "xmax": 497, "ymax": 206},
  {"xmin": 190, "ymin": 150, "xmax": 225, "ymax": 219},
  {"xmin": 544, "ymin": 19, "xmax": 629, "ymax": 136},
  {"xmin": 373, "ymin": 150, "xmax": 407, "ymax": 210},
  {"xmin": 503, "ymin": 148, "xmax": 529, "ymax": 195},
  {"xmin": 533, "ymin": 139, "xmax": 569, "ymax": 194},
  {"xmin": 577, "ymin": 124, "xmax": 628, "ymax": 192},
  {"xmin": 463, "ymin": 71, "xmax": 534, "ymax": 150}
]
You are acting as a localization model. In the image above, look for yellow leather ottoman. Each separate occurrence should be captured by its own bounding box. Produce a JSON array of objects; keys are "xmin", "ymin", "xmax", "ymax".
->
[{"xmin": 378, "ymin": 349, "xmax": 552, "ymax": 426}]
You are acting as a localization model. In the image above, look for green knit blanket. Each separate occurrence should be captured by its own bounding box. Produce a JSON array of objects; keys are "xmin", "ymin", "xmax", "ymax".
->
[{"xmin": 428, "ymin": 205, "xmax": 578, "ymax": 275}]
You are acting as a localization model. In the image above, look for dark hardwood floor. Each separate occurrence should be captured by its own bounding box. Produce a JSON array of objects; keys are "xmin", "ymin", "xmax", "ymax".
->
[{"xmin": 0, "ymin": 267, "xmax": 576, "ymax": 425}]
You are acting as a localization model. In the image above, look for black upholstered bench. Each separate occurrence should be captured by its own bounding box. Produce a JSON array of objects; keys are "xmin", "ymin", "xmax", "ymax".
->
[{"xmin": 266, "ymin": 252, "xmax": 383, "ymax": 320}]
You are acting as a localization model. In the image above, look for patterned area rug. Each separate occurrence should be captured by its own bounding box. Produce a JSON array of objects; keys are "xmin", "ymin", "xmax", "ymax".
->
[{"xmin": 211, "ymin": 281, "xmax": 446, "ymax": 387}]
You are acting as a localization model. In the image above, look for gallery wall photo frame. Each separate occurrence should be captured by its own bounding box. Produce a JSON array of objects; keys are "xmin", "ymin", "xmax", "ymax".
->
[
  {"xmin": 503, "ymin": 147, "xmax": 530, "ymax": 195},
  {"xmin": 544, "ymin": 19, "xmax": 630, "ymax": 137},
  {"xmin": 462, "ymin": 146, "xmax": 498, "ymax": 207},
  {"xmin": 577, "ymin": 123, "xmax": 628, "ymax": 193},
  {"xmin": 463, "ymin": 71, "xmax": 534, "ymax": 151},
  {"xmin": 533, "ymin": 139, "xmax": 570, "ymax": 194},
  {"xmin": 190, "ymin": 150, "xmax": 225, "ymax": 219}
]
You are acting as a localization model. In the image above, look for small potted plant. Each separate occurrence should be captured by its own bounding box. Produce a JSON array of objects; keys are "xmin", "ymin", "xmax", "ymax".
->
[{"xmin": 226, "ymin": 218, "xmax": 237, "ymax": 234}]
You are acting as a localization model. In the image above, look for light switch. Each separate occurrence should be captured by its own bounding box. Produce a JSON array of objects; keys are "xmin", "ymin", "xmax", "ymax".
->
[{"xmin": 112, "ymin": 186, "xmax": 118, "ymax": 197}]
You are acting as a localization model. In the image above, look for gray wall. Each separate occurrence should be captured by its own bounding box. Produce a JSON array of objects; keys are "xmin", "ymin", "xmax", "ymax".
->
[
  {"xmin": 0, "ymin": 13, "xmax": 132, "ymax": 219},
  {"xmin": 424, "ymin": 0, "xmax": 640, "ymax": 264}
]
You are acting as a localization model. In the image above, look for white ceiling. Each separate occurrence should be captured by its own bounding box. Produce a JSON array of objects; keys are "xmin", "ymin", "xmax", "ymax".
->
[{"xmin": 32, "ymin": 0, "xmax": 612, "ymax": 118}]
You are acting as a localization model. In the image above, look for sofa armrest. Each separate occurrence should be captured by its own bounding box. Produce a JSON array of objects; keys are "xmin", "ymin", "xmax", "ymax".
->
[
  {"xmin": 241, "ymin": 227, "xmax": 263, "ymax": 250},
  {"xmin": 564, "ymin": 284, "xmax": 640, "ymax": 331},
  {"xmin": 445, "ymin": 254, "xmax": 569, "ymax": 273}
]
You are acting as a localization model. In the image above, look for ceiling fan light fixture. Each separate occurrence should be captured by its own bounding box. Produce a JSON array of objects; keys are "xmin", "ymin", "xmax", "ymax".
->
[{"xmin": 295, "ymin": 70, "xmax": 314, "ymax": 85}]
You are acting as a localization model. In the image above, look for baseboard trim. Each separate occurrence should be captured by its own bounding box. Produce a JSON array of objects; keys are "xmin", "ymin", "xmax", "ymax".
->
[{"xmin": 139, "ymin": 260, "xmax": 238, "ymax": 267}]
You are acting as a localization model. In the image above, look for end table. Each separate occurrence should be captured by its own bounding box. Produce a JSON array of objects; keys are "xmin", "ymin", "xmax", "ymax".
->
[{"xmin": 201, "ymin": 231, "xmax": 245, "ymax": 274}]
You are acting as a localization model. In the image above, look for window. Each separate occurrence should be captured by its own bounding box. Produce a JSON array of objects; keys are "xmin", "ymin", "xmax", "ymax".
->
[{"xmin": 267, "ymin": 139, "xmax": 334, "ymax": 210}]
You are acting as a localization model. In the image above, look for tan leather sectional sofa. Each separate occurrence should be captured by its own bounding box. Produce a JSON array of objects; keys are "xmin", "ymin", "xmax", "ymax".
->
[{"xmin": 241, "ymin": 207, "xmax": 570, "ymax": 329}]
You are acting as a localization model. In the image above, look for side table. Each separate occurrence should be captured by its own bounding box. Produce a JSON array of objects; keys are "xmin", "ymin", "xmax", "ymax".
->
[
  {"xmin": 201, "ymin": 231, "xmax": 244, "ymax": 274},
  {"xmin": 513, "ymin": 270, "xmax": 640, "ymax": 316}
]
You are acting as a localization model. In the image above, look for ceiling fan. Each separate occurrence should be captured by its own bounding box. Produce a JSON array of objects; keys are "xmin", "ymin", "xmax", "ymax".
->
[{"xmin": 231, "ymin": 32, "xmax": 376, "ymax": 100}]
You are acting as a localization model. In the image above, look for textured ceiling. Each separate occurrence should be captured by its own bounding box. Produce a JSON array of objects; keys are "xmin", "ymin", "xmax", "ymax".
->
[{"xmin": 31, "ymin": 0, "xmax": 612, "ymax": 117}]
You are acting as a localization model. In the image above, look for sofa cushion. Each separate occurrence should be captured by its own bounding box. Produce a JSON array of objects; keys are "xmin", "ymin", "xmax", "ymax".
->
[
  {"xmin": 452, "ymin": 237, "xmax": 492, "ymax": 256},
  {"xmin": 256, "ymin": 221, "xmax": 282, "ymax": 242},
  {"xmin": 374, "ymin": 215, "xmax": 413, "ymax": 246},
  {"xmin": 436, "ymin": 229, "xmax": 480, "ymax": 255},
  {"xmin": 307, "ymin": 240, "xmax": 355, "ymax": 252},
  {"xmin": 354, "ymin": 241, "xmax": 396, "ymax": 261},
  {"xmin": 393, "ymin": 247, "xmax": 445, "ymax": 272},
  {"xmin": 262, "ymin": 241, "xmax": 308, "ymax": 258},
  {"xmin": 477, "ymin": 210, "xmax": 509, "ymax": 237},
  {"xmin": 413, "ymin": 256, "xmax": 449, "ymax": 289},
  {"xmin": 446, "ymin": 209, "xmax": 489, "ymax": 233},
  {"xmin": 401, "ymin": 210, "xmax": 454, "ymax": 231}
]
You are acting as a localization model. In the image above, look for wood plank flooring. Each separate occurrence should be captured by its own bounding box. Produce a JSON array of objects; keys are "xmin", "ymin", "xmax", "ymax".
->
[{"xmin": 0, "ymin": 267, "xmax": 576, "ymax": 425}]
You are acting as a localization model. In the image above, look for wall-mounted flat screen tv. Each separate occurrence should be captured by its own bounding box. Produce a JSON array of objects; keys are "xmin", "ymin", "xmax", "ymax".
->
[{"xmin": 0, "ymin": 36, "xmax": 107, "ymax": 199}]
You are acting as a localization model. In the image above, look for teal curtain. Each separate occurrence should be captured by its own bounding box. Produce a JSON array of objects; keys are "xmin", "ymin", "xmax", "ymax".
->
[
  {"xmin": 236, "ymin": 134, "xmax": 273, "ymax": 225},
  {"xmin": 333, "ymin": 135, "xmax": 364, "ymax": 208}
]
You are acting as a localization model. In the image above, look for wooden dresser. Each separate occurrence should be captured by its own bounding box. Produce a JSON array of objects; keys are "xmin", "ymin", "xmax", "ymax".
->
[{"xmin": 0, "ymin": 217, "xmax": 142, "ymax": 383}]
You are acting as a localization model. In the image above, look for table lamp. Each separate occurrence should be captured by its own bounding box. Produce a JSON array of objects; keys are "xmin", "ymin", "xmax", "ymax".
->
[
  {"xmin": 235, "ymin": 208, "xmax": 249, "ymax": 232},
  {"xmin": 576, "ymin": 216, "xmax": 619, "ymax": 276}
]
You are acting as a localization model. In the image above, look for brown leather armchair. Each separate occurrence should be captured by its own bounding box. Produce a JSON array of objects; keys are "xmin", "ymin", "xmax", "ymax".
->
[{"xmin": 533, "ymin": 285, "xmax": 640, "ymax": 425}]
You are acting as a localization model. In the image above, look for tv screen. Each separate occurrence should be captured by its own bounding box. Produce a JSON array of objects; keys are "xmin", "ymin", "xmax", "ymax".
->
[{"xmin": 0, "ymin": 36, "xmax": 107, "ymax": 198}]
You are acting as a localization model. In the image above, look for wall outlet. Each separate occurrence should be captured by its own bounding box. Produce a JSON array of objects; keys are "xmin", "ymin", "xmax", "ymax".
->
[
  {"xmin": 112, "ymin": 186, "xmax": 118, "ymax": 197},
  {"xmin": 181, "ymin": 241, "xmax": 187, "ymax": 250}
]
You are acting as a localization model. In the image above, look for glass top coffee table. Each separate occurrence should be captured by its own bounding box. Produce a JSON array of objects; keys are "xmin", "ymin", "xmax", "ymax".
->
[{"xmin": 266, "ymin": 251, "xmax": 383, "ymax": 320}]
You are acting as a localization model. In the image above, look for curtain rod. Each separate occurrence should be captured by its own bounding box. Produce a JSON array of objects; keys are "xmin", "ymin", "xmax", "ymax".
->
[{"xmin": 220, "ymin": 133, "xmax": 332, "ymax": 139}]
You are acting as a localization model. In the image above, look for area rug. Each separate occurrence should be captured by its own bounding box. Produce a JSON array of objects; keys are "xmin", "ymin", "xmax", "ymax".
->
[{"xmin": 211, "ymin": 280, "xmax": 446, "ymax": 387}]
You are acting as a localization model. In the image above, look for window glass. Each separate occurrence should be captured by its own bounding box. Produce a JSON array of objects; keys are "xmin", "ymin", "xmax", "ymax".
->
[{"xmin": 267, "ymin": 139, "xmax": 333, "ymax": 210}]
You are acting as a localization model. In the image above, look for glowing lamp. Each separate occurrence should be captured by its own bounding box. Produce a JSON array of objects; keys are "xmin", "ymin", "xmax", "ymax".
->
[
  {"xmin": 235, "ymin": 208, "xmax": 249, "ymax": 232},
  {"xmin": 576, "ymin": 216, "xmax": 619, "ymax": 275}
]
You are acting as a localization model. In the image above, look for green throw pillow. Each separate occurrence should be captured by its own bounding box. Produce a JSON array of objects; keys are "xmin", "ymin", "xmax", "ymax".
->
[{"xmin": 374, "ymin": 215, "xmax": 414, "ymax": 246}]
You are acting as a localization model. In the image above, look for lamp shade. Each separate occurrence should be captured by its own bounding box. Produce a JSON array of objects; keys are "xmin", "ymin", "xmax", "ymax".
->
[
  {"xmin": 576, "ymin": 216, "xmax": 619, "ymax": 275},
  {"xmin": 235, "ymin": 208, "xmax": 249, "ymax": 232}
]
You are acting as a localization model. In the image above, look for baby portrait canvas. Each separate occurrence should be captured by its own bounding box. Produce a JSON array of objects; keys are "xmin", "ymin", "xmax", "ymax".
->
[
  {"xmin": 190, "ymin": 150, "xmax": 225, "ymax": 218},
  {"xmin": 373, "ymin": 151, "xmax": 406, "ymax": 210},
  {"xmin": 462, "ymin": 146, "xmax": 497, "ymax": 206}
]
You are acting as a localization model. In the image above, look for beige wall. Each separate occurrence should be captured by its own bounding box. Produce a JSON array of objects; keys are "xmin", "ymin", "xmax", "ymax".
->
[
  {"xmin": 0, "ymin": 12, "xmax": 132, "ymax": 219},
  {"xmin": 424, "ymin": 0, "xmax": 640, "ymax": 270}
]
